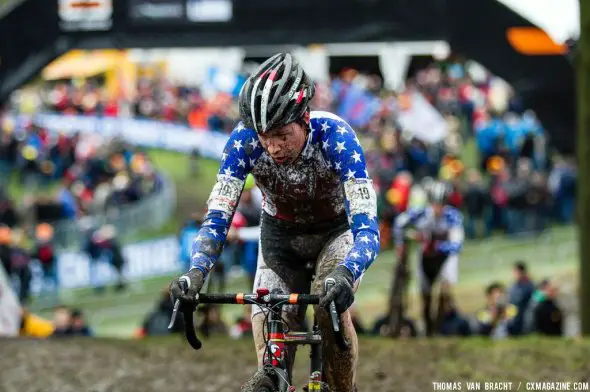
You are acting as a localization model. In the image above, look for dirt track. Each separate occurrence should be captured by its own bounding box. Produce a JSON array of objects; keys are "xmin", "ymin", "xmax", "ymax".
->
[{"xmin": 1, "ymin": 336, "xmax": 589, "ymax": 392}]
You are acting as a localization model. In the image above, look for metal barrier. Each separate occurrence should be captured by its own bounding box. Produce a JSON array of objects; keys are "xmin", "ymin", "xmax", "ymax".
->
[{"xmin": 51, "ymin": 174, "xmax": 177, "ymax": 250}]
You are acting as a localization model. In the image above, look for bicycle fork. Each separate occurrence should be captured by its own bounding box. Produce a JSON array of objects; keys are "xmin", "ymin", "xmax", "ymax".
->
[{"xmin": 264, "ymin": 312, "xmax": 325, "ymax": 391}]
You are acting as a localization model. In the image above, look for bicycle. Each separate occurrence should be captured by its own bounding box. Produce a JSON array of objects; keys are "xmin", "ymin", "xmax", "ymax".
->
[
  {"xmin": 387, "ymin": 229, "xmax": 454, "ymax": 337},
  {"xmin": 169, "ymin": 278, "xmax": 350, "ymax": 392},
  {"xmin": 386, "ymin": 238, "xmax": 410, "ymax": 337}
]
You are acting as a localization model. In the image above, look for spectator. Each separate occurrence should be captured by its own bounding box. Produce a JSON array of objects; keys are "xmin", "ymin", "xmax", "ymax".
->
[
  {"xmin": 0, "ymin": 225, "xmax": 12, "ymax": 275},
  {"xmin": 548, "ymin": 156, "xmax": 577, "ymax": 224},
  {"xmin": 70, "ymin": 309, "xmax": 93, "ymax": 336},
  {"xmin": 508, "ymin": 261, "xmax": 535, "ymax": 335},
  {"xmin": 140, "ymin": 286, "xmax": 184, "ymax": 337},
  {"xmin": 463, "ymin": 169, "xmax": 491, "ymax": 239},
  {"xmin": 230, "ymin": 306, "xmax": 253, "ymax": 340},
  {"xmin": 178, "ymin": 212, "xmax": 204, "ymax": 271},
  {"xmin": 9, "ymin": 229, "xmax": 32, "ymax": 304},
  {"xmin": 0, "ymin": 193, "xmax": 17, "ymax": 228},
  {"xmin": 19, "ymin": 308, "xmax": 55, "ymax": 338},
  {"xmin": 474, "ymin": 282, "xmax": 519, "ymax": 339},
  {"xmin": 51, "ymin": 305, "xmax": 72, "ymax": 337},
  {"xmin": 437, "ymin": 296, "xmax": 471, "ymax": 337},
  {"xmin": 523, "ymin": 279, "xmax": 563, "ymax": 336},
  {"xmin": 30, "ymin": 223, "xmax": 58, "ymax": 304},
  {"xmin": 94, "ymin": 224, "xmax": 127, "ymax": 292}
]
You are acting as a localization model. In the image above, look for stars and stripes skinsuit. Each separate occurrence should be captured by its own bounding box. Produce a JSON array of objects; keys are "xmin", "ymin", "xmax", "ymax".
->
[
  {"xmin": 190, "ymin": 111, "xmax": 380, "ymax": 295},
  {"xmin": 393, "ymin": 205, "xmax": 464, "ymax": 291}
]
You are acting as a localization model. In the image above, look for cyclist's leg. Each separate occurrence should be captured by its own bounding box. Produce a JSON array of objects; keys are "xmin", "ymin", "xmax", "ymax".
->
[
  {"xmin": 438, "ymin": 254, "xmax": 458, "ymax": 293},
  {"xmin": 310, "ymin": 230, "xmax": 358, "ymax": 392},
  {"xmin": 251, "ymin": 242, "xmax": 310, "ymax": 373},
  {"xmin": 417, "ymin": 255, "xmax": 433, "ymax": 336},
  {"xmin": 418, "ymin": 253, "xmax": 446, "ymax": 336},
  {"xmin": 435, "ymin": 254, "xmax": 459, "ymax": 328}
]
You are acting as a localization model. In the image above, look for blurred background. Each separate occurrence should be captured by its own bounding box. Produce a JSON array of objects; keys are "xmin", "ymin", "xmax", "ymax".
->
[{"xmin": 0, "ymin": 0, "xmax": 585, "ymax": 391}]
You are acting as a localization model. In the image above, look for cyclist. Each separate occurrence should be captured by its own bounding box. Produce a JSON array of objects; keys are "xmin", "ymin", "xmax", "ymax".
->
[
  {"xmin": 170, "ymin": 53, "xmax": 380, "ymax": 391},
  {"xmin": 393, "ymin": 180, "xmax": 464, "ymax": 336}
]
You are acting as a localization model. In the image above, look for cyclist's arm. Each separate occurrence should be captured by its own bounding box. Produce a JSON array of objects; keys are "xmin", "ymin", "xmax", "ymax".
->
[
  {"xmin": 436, "ymin": 208, "xmax": 464, "ymax": 255},
  {"xmin": 190, "ymin": 123, "xmax": 262, "ymax": 277},
  {"xmin": 322, "ymin": 117, "xmax": 380, "ymax": 281},
  {"xmin": 393, "ymin": 208, "xmax": 425, "ymax": 246}
]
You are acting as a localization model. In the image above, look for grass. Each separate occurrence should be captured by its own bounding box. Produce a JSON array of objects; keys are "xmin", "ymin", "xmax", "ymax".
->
[{"xmin": 2, "ymin": 336, "xmax": 589, "ymax": 391}]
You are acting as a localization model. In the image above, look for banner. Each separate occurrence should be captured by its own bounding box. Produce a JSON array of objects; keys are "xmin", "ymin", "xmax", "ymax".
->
[
  {"xmin": 128, "ymin": 0, "xmax": 186, "ymax": 24},
  {"xmin": 59, "ymin": 0, "xmax": 113, "ymax": 32},
  {"xmin": 186, "ymin": 0, "xmax": 232, "ymax": 22},
  {"xmin": 30, "ymin": 236, "xmax": 181, "ymax": 292},
  {"xmin": 395, "ymin": 91, "xmax": 449, "ymax": 144},
  {"xmin": 3, "ymin": 113, "xmax": 229, "ymax": 160},
  {"xmin": 0, "ymin": 265, "xmax": 21, "ymax": 337}
]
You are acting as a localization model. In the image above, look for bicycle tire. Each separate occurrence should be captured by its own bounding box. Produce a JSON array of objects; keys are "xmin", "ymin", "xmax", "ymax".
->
[
  {"xmin": 241, "ymin": 370, "xmax": 277, "ymax": 392},
  {"xmin": 387, "ymin": 253, "xmax": 409, "ymax": 337}
]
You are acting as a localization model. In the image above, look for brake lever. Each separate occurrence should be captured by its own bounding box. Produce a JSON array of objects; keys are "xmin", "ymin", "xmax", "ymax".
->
[
  {"xmin": 168, "ymin": 276, "xmax": 189, "ymax": 330},
  {"xmin": 324, "ymin": 278, "xmax": 340, "ymax": 333},
  {"xmin": 324, "ymin": 278, "xmax": 351, "ymax": 351}
]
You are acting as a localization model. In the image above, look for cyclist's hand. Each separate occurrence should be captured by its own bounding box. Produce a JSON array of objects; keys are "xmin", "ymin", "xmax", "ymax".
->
[
  {"xmin": 320, "ymin": 265, "xmax": 355, "ymax": 314},
  {"xmin": 169, "ymin": 268, "xmax": 205, "ymax": 308}
]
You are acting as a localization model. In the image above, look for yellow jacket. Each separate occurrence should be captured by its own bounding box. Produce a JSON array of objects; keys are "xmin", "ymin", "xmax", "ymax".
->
[{"xmin": 20, "ymin": 313, "xmax": 55, "ymax": 338}]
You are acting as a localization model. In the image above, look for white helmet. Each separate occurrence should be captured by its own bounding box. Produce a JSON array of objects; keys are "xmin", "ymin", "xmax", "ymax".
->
[{"xmin": 426, "ymin": 180, "xmax": 451, "ymax": 204}]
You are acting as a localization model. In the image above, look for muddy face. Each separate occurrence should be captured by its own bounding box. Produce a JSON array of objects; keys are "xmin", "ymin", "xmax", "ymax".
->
[{"xmin": 257, "ymin": 114, "xmax": 309, "ymax": 165}]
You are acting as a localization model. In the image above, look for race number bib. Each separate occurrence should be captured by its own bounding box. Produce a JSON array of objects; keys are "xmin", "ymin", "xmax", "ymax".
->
[
  {"xmin": 208, "ymin": 174, "xmax": 244, "ymax": 213},
  {"xmin": 343, "ymin": 178, "xmax": 377, "ymax": 216}
]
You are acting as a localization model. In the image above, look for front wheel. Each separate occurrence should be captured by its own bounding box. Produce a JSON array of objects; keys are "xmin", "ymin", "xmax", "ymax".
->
[{"xmin": 241, "ymin": 370, "xmax": 277, "ymax": 392}]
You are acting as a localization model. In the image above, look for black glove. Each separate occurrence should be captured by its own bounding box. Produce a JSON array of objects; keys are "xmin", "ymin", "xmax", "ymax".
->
[
  {"xmin": 169, "ymin": 269, "xmax": 205, "ymax": 309},
  {"xmin": 319, "ymin": 265, "xmax": 355, "ymax": 314}
]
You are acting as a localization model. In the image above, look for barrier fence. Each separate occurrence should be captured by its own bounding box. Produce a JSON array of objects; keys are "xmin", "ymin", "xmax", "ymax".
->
[{"xmin": 51, "ymin": 174, "xmax": 176, "ymax": 250}]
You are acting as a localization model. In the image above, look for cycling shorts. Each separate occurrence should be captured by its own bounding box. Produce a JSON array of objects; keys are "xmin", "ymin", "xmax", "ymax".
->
[
  {"xmin": 417, "ymin": 252, "xmax": 458, "ymax": 292},
  {"xmin": 251, "ymin": 212, "xmax": 358, "ymax": 319}
]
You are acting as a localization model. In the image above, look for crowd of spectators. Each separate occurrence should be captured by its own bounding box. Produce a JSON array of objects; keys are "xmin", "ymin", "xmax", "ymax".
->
[
  {"xmin": 9, "ymin": 57, "xmax": 576, "ymax": 241},
  {"xmin": 19, "ymin": 305, "xmax": 94, "ymax": 338},
  {"xmin": 0, "ymin": 120, "xmax": 164, "ymax": 228}
]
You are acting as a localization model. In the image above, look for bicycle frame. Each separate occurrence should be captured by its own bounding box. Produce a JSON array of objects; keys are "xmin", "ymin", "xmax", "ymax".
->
[{"xmin": 170, "ymin": 286, "xmax": 348, "ymax": 392}]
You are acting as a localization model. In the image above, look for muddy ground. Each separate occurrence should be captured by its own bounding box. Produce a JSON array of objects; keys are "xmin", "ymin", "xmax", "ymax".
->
[{"xmin": 1, "ymin": 336, "xmax": 589, "ymax": 392}]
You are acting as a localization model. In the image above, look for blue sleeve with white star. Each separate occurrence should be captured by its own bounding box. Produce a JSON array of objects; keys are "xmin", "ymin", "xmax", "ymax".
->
[
  {"xmin": 436, "ymin": 207, "xmax": 465, "ymax": 255},
  {"xmin": 319, "ymin": 116, "xmax": 381, "ymax": 281},
  {"xmin": 189, "ymin": 122, "xmax": 263, "ymax": 276}
]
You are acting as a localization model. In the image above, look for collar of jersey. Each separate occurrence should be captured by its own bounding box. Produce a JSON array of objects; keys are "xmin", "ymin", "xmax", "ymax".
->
[{"xmin": 299, "ymin": 126, "xmax": 314, "ymax": 159}]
